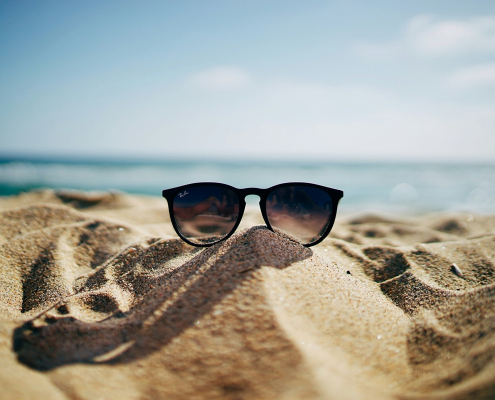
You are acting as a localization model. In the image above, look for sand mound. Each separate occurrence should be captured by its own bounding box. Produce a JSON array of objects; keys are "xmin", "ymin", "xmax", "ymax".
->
[{"xmin": 1, "ymin": 190, "xmax": 495, "ymax": 399}]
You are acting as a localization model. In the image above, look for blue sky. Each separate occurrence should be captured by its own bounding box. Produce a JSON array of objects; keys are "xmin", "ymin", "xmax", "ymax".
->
[{"xmin": 1, "ymin": 0, "xmax": 495, "ymax": 161}]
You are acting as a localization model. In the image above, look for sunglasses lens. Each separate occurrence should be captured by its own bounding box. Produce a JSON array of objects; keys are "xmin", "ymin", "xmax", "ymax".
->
[
  {"xmin": 266, "ymin": 185, "xmax": 333, "ymax": 245},
  {"xmin": 172, "ymin": 185, "xmax": 240, "ymax": 245}
]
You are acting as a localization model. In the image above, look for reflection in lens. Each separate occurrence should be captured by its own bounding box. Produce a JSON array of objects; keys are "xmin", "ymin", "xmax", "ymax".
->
[
  {"xmin": 266, "ymin": 185, "xmax": 333, "ymax": 244},
  {"xmin": 173, "ymin": 185, "xmax": 240, "ymax": 245}
]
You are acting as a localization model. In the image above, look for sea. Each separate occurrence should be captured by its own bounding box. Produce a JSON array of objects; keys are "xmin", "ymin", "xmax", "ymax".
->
[{"xmin": 1, "ymin": 156, "xmax": 494, "ymax": 215}]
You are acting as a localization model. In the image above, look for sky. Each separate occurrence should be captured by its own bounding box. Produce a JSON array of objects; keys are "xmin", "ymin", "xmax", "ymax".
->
[{"xmin": 1, "ymin": 0, "xmax": 495, "ymax": 162}]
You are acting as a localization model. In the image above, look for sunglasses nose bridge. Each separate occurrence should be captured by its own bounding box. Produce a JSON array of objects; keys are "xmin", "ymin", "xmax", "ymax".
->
[
  {"xmin": 241, "ymin": 188, "xmax": 264, "ymax": 195},
  {"xmin": 239, "ymin": 188, "xmax": 270, "ymax": 227},
  {"xmin": 239, "ymin": 188, "xmax": 265, "ymax": 202}
]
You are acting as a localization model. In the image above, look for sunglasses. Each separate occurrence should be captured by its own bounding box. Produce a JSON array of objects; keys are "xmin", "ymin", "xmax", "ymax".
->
[{"xmin": 162, "ymin": 182, "xmax": 343, "ymax": 247}]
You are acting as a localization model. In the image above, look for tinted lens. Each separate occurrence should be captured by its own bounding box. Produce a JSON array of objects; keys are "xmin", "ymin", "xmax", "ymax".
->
[
  {"xmin": 266, "ymin": 185, "xmax": 333, "ymax": 244},
  {"xmin": 173, "ymin": 185, "xmax": 240, "ymax": 245}
]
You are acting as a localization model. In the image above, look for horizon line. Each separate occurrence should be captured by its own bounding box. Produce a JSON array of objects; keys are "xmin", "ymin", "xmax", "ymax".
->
[{"xmin": 0, "ymin": 152, "xmax": 494, "ymax": 166}]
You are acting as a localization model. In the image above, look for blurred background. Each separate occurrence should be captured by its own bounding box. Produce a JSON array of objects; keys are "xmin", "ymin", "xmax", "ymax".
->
[{"xmin": 1, "ymin": 1, "xmax": 494, "ymax": 213}]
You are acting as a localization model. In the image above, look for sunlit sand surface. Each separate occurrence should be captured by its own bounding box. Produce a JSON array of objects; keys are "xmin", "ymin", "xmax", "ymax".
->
[{"xmin": 1, "ymin": 189, "xmax": 495, "ymax": 399}]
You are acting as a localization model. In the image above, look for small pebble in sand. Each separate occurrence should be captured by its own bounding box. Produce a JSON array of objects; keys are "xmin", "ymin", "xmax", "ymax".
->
[{"xmin": 451, "ymin": 263, "xmax": 463, "ymax": 278}]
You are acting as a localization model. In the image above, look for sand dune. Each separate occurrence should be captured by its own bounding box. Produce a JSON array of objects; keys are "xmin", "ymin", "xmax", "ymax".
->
[{"xmin": 1, "ymin": 189, "xmax": 495, "ymax": 399}]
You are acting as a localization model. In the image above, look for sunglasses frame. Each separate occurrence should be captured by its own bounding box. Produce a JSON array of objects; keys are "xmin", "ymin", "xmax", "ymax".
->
[{"xmin": 162, "ymin": 182, "xmax": 344, "ymax": 247}]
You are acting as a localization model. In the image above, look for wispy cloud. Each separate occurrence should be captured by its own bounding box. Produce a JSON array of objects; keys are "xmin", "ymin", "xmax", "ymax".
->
[
  {"xmin": 186, "ymin": 66, "xmax": 252, "ymax": 90},
  {"xmin": 407, "ymin": 15, "xmax": 495, "ymax": 55},
  {"xmin": 356, "ymin": 14, "xmax": 495, "ymax": 57},
  {"xmin": 447, "ymin": 63, "xmax": 495, "ymax": 89}
]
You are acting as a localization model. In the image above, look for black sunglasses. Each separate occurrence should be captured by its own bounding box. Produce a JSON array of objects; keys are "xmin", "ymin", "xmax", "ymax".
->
[{"xmin": 162, "ymin": 182, "xmax": 343, "ymax": 247}]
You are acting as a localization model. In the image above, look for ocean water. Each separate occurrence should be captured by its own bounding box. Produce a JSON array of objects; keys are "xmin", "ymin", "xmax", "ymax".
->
[{"xmin": 1, "ymin": 156, "xmax": 494, "ymax": 214}]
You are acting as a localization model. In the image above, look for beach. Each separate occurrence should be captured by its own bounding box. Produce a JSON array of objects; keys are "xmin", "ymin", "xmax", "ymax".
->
[{"xmin": 1, "ymin": 189, "xmax": 495, "ymax": 399}]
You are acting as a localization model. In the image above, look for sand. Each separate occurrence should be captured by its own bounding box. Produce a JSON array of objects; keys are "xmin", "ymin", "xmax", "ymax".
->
[{"xmin": 1, "ymin": 189, "xmax": 495, "ymax": 399}]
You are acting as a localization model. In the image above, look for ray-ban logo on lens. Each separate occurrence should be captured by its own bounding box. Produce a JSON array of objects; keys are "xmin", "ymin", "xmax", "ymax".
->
[{"xmin": 178, "ymin": 191, "xmax": 189, "ymax": 198}]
